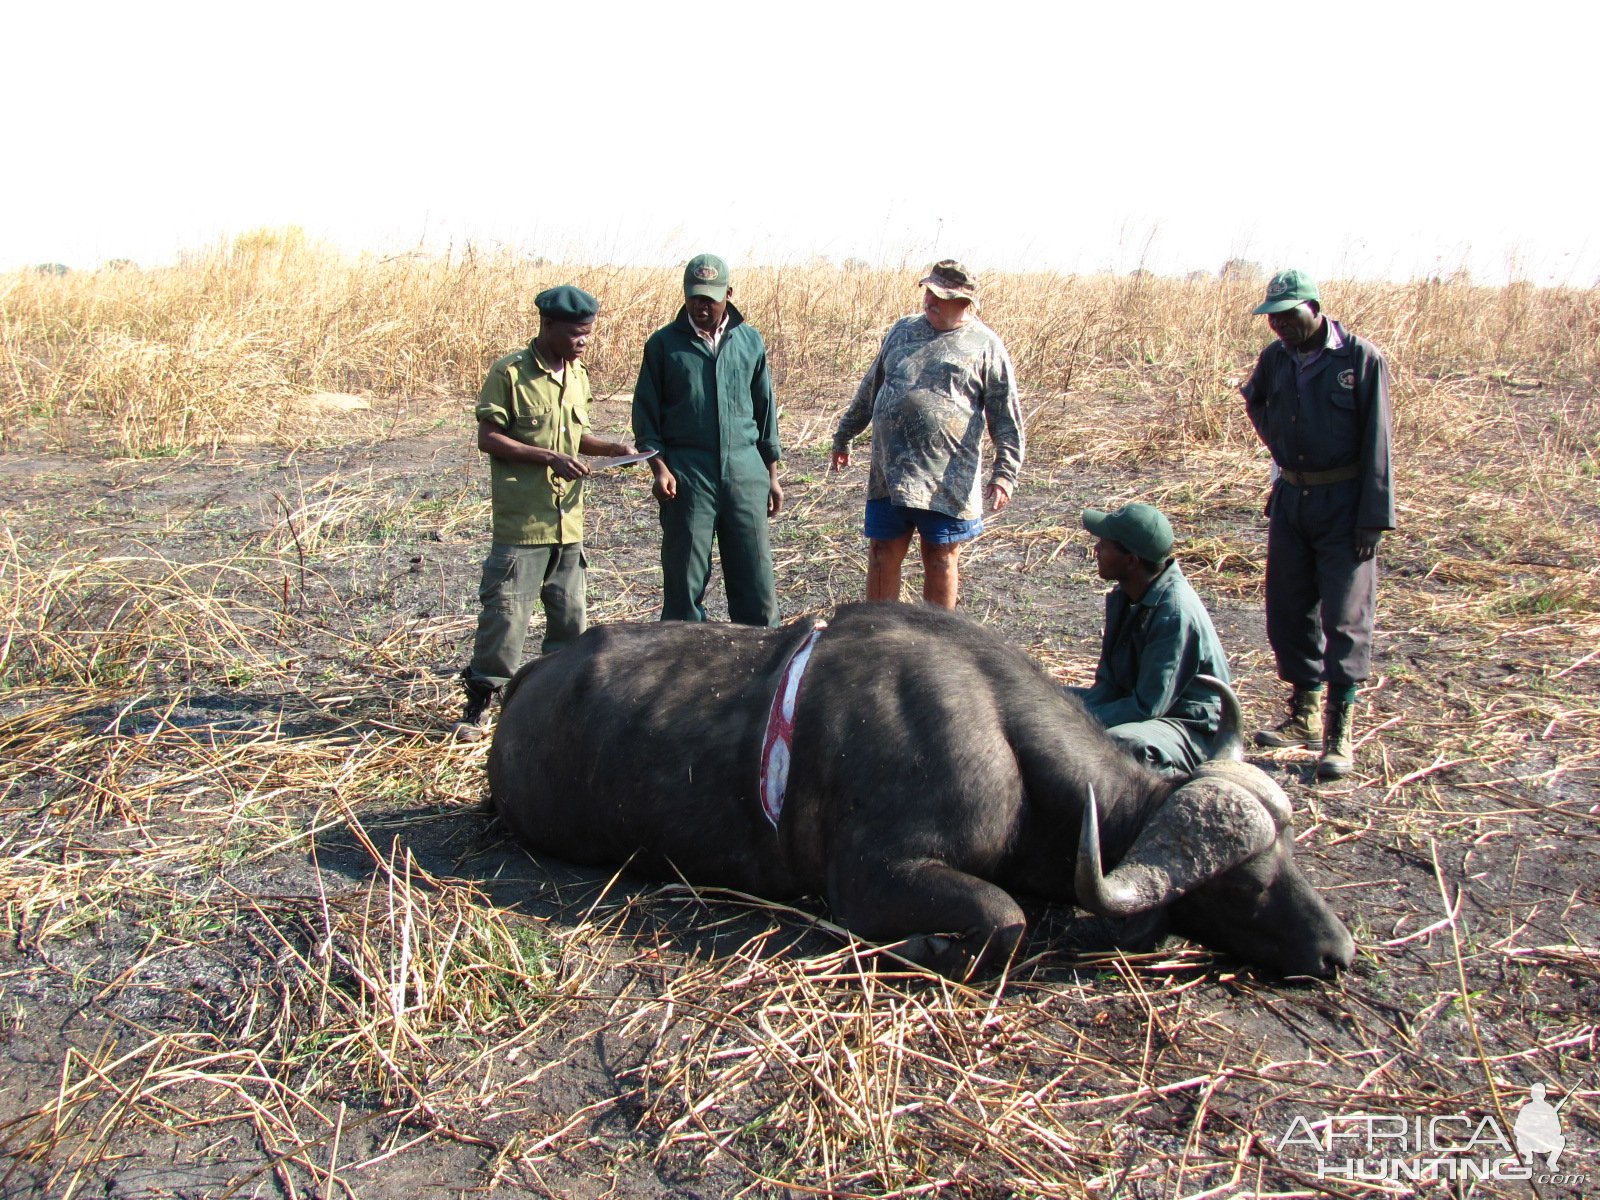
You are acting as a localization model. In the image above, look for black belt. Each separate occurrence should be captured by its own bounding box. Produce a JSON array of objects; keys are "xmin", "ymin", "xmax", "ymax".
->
[{"xmin": 1279, "ymin": 463, "xmax": 1360, "ymax": 486}]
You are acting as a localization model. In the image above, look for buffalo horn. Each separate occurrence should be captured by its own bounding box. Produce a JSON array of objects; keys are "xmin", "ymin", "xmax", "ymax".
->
[
  {"xmin": 1076, "ymin": 786, "xmax": 1173, "ymax": 918},
  {"xmin": 1076, "ymin": 778, "xmax": 1280, "ymax": 918},
  {"xmin": 1195, "ymin": 674, "xmax": 1245, "ymax": 762}
]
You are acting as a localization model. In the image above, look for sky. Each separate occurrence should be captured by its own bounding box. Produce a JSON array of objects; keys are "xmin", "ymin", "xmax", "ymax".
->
[{"xmin": 4, "ymin": 1, "xmax": 1596, "ymax": 285}]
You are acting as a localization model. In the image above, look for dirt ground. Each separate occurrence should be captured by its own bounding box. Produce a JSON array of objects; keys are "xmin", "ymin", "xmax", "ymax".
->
[{"xmin": 0, "ymin": 383, "xmax": 1596, "ymax": 1198}]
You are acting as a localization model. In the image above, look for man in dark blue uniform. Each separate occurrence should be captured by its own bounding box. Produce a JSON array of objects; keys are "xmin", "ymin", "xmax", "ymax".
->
[{"xmin": 1242, "ymin": 269, "xmax": 1394, "ymax": 779}]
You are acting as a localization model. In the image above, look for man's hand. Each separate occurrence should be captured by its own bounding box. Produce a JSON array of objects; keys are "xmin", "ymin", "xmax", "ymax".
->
[
  {"xmin": 651, "ymin": 463, "xmax": 678, "ymax": 502},
  {"xmin": 547, "ymin": 452, "xmax": 589, "ymax": 481},
  {"xmin": 767, "ymin": 464, "xmax": 784, "ymax": 517},
  {"xmin": 985, "ymin": 479, "xmax": 1013, "ymax": 513},
  {"xmin": 1354, "ymin": 528, "xmax": 1383, "ymax": 562},
  {"xmin": 829, "ymin": 449, "xmax": 850, "ymax": 471},
  {"xmin": 579, "ymin": 433, "xmax": 636, "ymax": 460}
]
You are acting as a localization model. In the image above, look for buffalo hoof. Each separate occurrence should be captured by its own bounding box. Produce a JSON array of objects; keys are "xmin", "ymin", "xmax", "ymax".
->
[
  {"xmin": 895, "ymin": 925, "xmax": 1023, "ymax": 982},
  {"xmin": 895, "ymin": 934, "xmax": 988, "ymax": 981}
]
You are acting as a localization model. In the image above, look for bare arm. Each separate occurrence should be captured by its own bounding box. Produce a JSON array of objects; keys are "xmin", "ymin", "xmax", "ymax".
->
[
  {"xmin": 649, "ymin": 454, "xmax": 678, "ymax": 502},
  {"xmin": 477, "ymin": 419, "xmax": 588, "ymax": 480},
  {"xmin": 578, "ymin": 431, "xmax": 637, "ymax": 458}
]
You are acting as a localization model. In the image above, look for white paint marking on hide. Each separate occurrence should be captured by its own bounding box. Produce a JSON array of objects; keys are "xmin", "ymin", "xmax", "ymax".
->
[{"xmin": 759, "ymin": 620, "xmax": 827, "ymax": 829}]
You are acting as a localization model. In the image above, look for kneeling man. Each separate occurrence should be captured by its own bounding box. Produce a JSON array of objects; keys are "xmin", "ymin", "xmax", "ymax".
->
[{"xmin": 1069, "ymin": 503, "xmax": 1232, "ymax": 773}]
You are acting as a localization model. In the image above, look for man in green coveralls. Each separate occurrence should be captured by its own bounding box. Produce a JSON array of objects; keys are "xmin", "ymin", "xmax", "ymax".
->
[
  {"xmin": 456, "ymin": 286, "xmax": 637, "ymax": 740},
  {"xmin": 632, "ymin": 254, "xmax": 783, "ymax": 625},
  {"xmin": 1068, "ymin": 503, "xmax": 1233, "ymax": 774}
]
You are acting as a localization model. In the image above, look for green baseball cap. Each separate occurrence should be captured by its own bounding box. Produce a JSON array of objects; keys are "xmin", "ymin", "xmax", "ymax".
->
[
  {"xmin": 1082, "ymin": 503, "xmax": 1175, "ymax": 562},
  {"xmin": 1253, "ymin": 268, "xmax": 1320, "ymax": 314},
  {"xmin": 684, "ymin": 253, "xmax": 731, "ymax": 300},
  {"xmin": 534, "ymin": 285, "xmax": 599, "ymax": 323}
]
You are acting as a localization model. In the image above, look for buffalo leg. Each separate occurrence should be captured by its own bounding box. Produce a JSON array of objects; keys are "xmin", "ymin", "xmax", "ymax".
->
[{"xmin": 830, "ymin": 858, "xmax": 1027, "ymax": 980}]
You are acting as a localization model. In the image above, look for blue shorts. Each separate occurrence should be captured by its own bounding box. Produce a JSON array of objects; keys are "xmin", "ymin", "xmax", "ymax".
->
[{"xmin": 863, "ymin": 497, "xmax": 984, "ymax": 545}]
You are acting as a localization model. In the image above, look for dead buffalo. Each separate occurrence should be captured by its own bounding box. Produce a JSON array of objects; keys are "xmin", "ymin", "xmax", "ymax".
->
[{"xmin": 488, "ymin": 603, "xmax": 1354, "ymax": 980}]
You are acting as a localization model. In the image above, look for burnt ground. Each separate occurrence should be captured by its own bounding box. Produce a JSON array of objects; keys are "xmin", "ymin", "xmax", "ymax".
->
[{"xmin": 0, "ymin": 385, "xmax": 1596, "ymax": 1198}]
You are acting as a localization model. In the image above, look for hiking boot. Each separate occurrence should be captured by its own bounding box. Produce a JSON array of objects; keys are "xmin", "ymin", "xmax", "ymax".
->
[
  {"xmin": 1317, "ymin": 698, "xmax": 1355, "ymax": 779},
  {"xmin": 1255, "ymin": 685, "xmax": 1324, "ymax": 750},
  {"xmin": 453, "ymin": 683, "xmax": 496, "ymax": 742}
]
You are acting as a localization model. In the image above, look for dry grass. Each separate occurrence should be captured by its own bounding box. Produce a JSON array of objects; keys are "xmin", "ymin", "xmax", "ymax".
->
[
  {"xmin": 3, "ymin": 230, "xmax": 1597, "ymax": 456},
  {"xmin": 0, "ymin": 235, "xmax": 1596, "ymax": 1195}
]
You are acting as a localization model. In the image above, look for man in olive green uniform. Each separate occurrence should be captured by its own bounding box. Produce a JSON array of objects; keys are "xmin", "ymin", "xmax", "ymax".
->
[
  {"xmin": 632, "ymin": 254, "xmax": 783, "ymax": 625},
  {"xmin": 1069, "ymin": 504, "xmax": 1233, "ymax": 774},
  {"xmin": 456, "ymin": 286, "xmax": 637, "ymax": 740},
  {"xmin": 1242, "ymin": 269, "xmax": 1395, "ymax": 779}
]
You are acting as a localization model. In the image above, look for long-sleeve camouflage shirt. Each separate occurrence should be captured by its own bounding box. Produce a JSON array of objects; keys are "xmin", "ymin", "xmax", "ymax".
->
[{"xmin": 832, "ymin": 315, "xmax": 1024, "ymax": 520}]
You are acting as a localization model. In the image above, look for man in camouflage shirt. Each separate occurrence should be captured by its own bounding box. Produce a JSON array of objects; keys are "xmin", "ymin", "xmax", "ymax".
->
[{"xmin": 829, "ymin": 261, "xmax": 1024, "ymax": 608}]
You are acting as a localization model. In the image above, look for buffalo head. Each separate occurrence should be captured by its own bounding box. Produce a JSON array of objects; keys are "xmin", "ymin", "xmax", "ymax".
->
[{"xmin": 1076, "ymin": 759, "xmax": 1355, "ymax": 979}]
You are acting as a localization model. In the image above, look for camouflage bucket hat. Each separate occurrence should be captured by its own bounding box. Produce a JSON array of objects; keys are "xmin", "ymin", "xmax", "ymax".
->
[
  {"xmin": 1253, "ymin": 268, "xmax": 1320, "ymax": 315},
  {"xmin": 918, "ymin": 259, "xmax": 980, "ymax": 307}
]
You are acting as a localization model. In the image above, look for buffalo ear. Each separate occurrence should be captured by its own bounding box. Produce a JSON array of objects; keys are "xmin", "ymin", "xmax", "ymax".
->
[{"xmin": 1077, "ymin": 779, "xmax": 1278, "ymax": 918}]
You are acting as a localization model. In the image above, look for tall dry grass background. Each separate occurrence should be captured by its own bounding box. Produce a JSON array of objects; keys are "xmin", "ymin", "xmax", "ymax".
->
[
  {"xmin": 3, "ymin": 227, "xmax": 1598, "ymax": 455},
  {"xmin": 1, "ymin": 229, "xmax": 1597, "ymax": 1196}
]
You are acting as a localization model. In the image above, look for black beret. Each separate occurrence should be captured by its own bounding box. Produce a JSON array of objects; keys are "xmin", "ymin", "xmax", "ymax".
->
[{"xmin": 535, "ymin": 285, "xmax": 599, "ymax": 322}]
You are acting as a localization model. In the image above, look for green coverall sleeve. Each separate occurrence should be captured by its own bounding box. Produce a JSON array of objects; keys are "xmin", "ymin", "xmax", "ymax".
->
[
  {"xmin": 631, "ymin": 338, "xmax": 665, "ymax": 456},
  {"xmin": 752, "ymin": 346, "xmax": 781, "ymax": 465},
  {"xmin": 475, "ymin": 361, "xmax": 514, "ymax": 429},
  {"xmin": 1084, "ymin": 606, "xmax": 1197, "ymax": 728}
]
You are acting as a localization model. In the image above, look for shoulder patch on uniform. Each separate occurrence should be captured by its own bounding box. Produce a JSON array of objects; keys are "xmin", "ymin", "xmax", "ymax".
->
[{"xmin": 1337, "ymin": 369, "xmax": 1355, "ymax": 390}]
